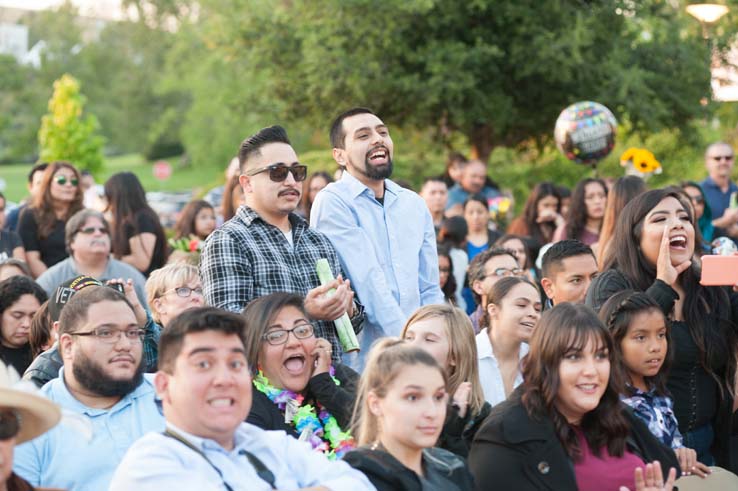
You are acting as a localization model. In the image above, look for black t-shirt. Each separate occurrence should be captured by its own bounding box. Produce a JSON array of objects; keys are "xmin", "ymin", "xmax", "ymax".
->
[
  {"xmin": 0, "ymin": 343, "xmax": 33, "ymax": 375},
  {"xmin": 0, "ymin": 230, "xmax": 23, "ymax": 261},
  {"xmin": 120, "ymin": 211, "xmax": 166, "ymax": 276},
  {"xmin": 17, "ymin": 208, "xmax": 68, "ymax": 268}
]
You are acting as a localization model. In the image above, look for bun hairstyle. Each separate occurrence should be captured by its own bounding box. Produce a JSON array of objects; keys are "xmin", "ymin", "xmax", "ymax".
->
[
  {"xmin": 598, "ymin": 290, "xmax": 671, "ymax": 395},
  {"xmin": 351, "ymin": 338, "xmax": 447, "ymax": 446}
]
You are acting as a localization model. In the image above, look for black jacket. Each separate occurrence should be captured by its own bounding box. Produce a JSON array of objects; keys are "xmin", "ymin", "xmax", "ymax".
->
[
  {"xmin": 468, "ymin": 391, "xmax": 680, "ymax": 491},
  {"xmin": 22, "ymin": 344, "xmax": 62, "ymax": 388},
  {"xmin": 438, "ymin": 401, "xmax": 491, "ymax": 457},
  {"xmin": 586, "ymin": 268, "xmax": 737, "ymax": 471},
  {"xmin": 344, "ymin": 446, "xmax": 475, "ymax": 491},
  {"xmin": 246, "ymin": 363, "xmax": 358, "ymax": 434}
]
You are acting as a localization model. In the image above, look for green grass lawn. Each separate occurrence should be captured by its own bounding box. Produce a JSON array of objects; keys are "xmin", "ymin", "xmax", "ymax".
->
[{"xmin": 0, "ymin": 154, "xmax": 225, "ymax": 203}]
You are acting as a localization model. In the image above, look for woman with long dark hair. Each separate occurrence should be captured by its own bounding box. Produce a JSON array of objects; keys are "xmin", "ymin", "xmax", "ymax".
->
[
  {"xmin": 104, "ymin": 172, "xmax": 167, "ymax": 276},
  {"xmin": 555, "ymin": 178, "xmax": 608, "ymax": 246},
  {"xmin": 469, "ymin": 303, "xmax": 680, "ymax": 490},
  {"xmin": 507, "ymin": 182, "xmax": 562, "ymax": 260},
  {"xmin": 586, "ymin": 187, "xmax": 738, "ymax": 470},
  {"xmin": 17, "ymin": 162, "xmax": 84, "ymax": 277},
  {"xmin": 173, "ymin": 200, "xmax": 216, "ymax": 241},
  {"xmin": 595, "ymin": 176, "xmax": 647, "ymax": 267}
]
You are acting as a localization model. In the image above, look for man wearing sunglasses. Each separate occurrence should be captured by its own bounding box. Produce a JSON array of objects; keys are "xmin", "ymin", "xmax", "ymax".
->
[
  {"xmin": 36, "ymin": 209, "xmax": 148, "ymax": 308},
  {"xmin": 311, "ymin": 107, "xmax": 444, "ymax": 368},
  {"xmin": 14, "ymin": 286, "xmax": 164, "ymax": 491},
  {"xmin": 201, "ymin": 126, "xmax": 363, "ymax": 364},
  {"xmin": 701, "ymin": 141, "xmax": 738, "ymax": 239}
]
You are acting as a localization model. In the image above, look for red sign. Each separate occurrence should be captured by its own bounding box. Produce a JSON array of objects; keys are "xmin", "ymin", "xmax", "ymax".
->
[{"xmin": 153, "ymin": 160, "xmax": 172, "ymax": 181}]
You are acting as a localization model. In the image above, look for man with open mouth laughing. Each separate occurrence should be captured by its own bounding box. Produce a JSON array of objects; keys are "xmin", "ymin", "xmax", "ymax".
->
[
  {"xmin": 201, "ymin": 125, "xmax": 364, "ymax": 364},
  {"xmin": 312, "ymin": 108, "xmax": 445, "ymax": 370}
]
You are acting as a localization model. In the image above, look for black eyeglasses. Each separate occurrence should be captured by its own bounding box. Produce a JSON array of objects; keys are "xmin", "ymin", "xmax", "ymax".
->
[
  {"xmin": 244, "ymin": 164, "xmax": 308, "ymax": 182},
  {"xmin": 689, "ymin": 196, "xmax": 704, "ymax": 205},
  {"xmin": 70, "ymin": 327, "xmax": 145, "ymax": 344},
  {"xmin": 0, "ymin": 409, "xmax": 20, "ymax": 440},
  {"xmin": 711, "ymin": 155, "xmax": 734, "ymax": 161},
  {"xmin": 78, "ymin": 226, "xmax": 108, "ymax": 235},
  {"xmin": 54, "ymin": 175, "xmax": 79, "ymax": 186},
  {"xmin": 262, "ymin": 323, "xmax": 314, "ymax": 345}
]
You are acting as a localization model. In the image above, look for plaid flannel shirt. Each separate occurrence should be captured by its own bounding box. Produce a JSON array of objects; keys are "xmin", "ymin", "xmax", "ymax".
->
[
  {"xmin": 201, "ymin": 206, "xmax": 360, "ymax": 362},
  {"xmin": 621, "ymin": 385, "xmax": 684, "ymax": 449}
]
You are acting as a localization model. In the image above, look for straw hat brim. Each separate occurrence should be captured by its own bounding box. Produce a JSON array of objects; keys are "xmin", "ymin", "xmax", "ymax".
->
[{"xmin": 0, "ymin": 387, "xmax": 61, "ymax": 444}]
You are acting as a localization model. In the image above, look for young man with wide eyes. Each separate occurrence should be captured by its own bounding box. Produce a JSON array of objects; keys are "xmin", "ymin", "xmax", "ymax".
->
[
  {"xmin": 110, "ymin": 307, "xmax": 375, "ymax": 491},
  {"xmin": 540, "ymin": 239, "xmax": 598, "ymax": 307},
  {"xmin": 200, "ymin": 125, "xmax": 364, "ymax": 363}
]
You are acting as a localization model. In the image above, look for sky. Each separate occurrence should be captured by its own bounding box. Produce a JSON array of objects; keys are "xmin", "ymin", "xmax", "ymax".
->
[{"xmin": 0, "ymin": 0, "xmax": 127, "ymax": 19}]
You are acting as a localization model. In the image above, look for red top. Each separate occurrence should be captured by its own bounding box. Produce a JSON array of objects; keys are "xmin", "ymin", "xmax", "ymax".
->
[{"xmin": 573, "ymin": 427, "xmax": 645, "ymax": 491}]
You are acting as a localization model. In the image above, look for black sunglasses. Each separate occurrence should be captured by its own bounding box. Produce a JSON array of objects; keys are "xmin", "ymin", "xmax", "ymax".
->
[
  {"xmin": 78, "ymin": 226, "xmax": 108, "ymax": 235},
  {"xmin": 54, "ymin": 175, "xmax": 79, "ymax": 186},
  {"xmin": 0, "ymin": 409, "xmax": 20, "ymax": 440},
  {"xmin": 245, "ymin": 163, "xmax": 308, "ymax": 182}
]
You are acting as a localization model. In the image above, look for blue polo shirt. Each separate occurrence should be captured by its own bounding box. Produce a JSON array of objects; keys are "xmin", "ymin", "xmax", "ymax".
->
[
  {"xmin": 701, "ymin": 176, "xmax": 738, "ymax": 220},
  {"xmin": 446, "ymin": 183, "xmax": 500, "ymax": 210},
  {"xmin": 13, "ymin": 369, "xmax": 164, "ymax": 491}
]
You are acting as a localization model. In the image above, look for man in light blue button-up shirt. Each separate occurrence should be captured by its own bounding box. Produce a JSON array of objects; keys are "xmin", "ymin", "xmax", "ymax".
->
[
  {"xmin": 13, "ymin": 286, "xmax": 165, "ymax": 491},
  {"xmin": 312, "ymin": 108, "xmax": 445, "ymax": 368},
  {"xmin": 110, "ymin": 306, "xmax": 374, "ymax": 491}
]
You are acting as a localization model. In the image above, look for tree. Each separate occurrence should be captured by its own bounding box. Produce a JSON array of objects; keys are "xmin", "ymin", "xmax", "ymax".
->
[
  {"xmin": 157, "ymin": 0, "xmax": 713, "ymax": 161},
  {"xmin": 38, "ymin": 74, "xmax": 105, "ymax": 173}
]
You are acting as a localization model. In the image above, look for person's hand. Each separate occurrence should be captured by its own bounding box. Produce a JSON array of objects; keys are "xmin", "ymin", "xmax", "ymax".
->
[
  {"xmin": 311, "ymin": 338, "xmax": 333, "ymax": 376},
  {"xmin": 656, "ymin": 225, "xmax": 691, "ymax": 287},
  {"xmin": 452, "ymin": 381, "xmax": 472, "ymax": 418},
  {"xmin": 674, "ymin": 447, "xmax": 711, "ymax": 478},
  {"xmin": 304, "ymin": 276, "xmax": 354, "ymax": 321},
  {"xmin": 619, "ymin": 461, "xmax": 677, "ymax": 491},
  {"xmin": 107, "ymin": 278, "xmax": 147, "ymax": 326}
]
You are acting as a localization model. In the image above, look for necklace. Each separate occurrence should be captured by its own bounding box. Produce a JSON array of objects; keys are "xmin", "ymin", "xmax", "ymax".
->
[{"xmin": 252, "ymin": 367, "xmax": 355, "ymax": 460}]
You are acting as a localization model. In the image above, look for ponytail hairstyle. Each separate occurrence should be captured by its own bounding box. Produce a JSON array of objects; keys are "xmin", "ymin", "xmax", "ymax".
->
[
  {"xmin": 401, "ymin": 304, "xmax": 485, "ymax": 416},
  {"xmin": 480, "ymin": 275, "xmax": 539, "ymax": 331},
  {"xmin": 351, "ymin": 338, "xmax": 448, "ymax": 446},
  {"xmin": 598, "ymin": 290, "xmax": 671, "ymax": 396}
]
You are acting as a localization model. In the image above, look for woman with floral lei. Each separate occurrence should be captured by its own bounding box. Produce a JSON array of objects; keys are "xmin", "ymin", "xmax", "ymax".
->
[{"xmin": 242, "ymin": 292, "xmax": 357, "ymax": 460}]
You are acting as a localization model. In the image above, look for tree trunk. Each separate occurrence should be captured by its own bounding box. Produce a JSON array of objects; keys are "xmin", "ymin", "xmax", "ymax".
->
[{"xmin": 469, "ymin": 123, "xmax": 494, "ymax": 162}]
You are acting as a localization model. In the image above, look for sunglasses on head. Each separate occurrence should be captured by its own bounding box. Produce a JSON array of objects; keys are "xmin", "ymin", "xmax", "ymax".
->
[
  {"xmin": 0, "ymin": 409, "xmax": 20, "ymax": 440},
  {"xmin": 54, "ymin": 175, "xmax": 79, "ymax": 186},
  {"xmin": 245, "ymin": 163, "xmax": 308, "ymax": 182}
]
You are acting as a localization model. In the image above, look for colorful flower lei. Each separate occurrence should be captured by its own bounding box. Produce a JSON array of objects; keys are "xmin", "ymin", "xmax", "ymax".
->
[{"xmin": 253, "ymin": 367, "xmax": 355, "ymax": 460}]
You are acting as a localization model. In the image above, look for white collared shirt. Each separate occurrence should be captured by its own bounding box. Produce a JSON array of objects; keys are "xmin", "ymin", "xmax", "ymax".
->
[
  {"xmin": 109, "ymin": 422, "xmax": 375, "ymax": 491},
  {"xmin": 475, "ymin": 328, "xmax": 528, "ymax": 406}
]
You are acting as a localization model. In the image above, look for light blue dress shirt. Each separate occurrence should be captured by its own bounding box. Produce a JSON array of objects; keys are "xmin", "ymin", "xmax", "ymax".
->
[
  {"xmin": 311, "ymin": 172, "xmax": 444, "ymax": 362},
  {"xmin": 109, "ymin": 422, "xmax": 377, "ymax": 491},
  {"xmin": 14, "ymin": 370, "xmax": 165, "ymax": 491}
]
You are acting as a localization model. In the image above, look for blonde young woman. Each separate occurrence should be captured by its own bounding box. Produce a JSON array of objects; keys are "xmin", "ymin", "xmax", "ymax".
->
[
  {"xmin": 401, "ymin": 304, "xmax": 490, "ymax": 457},
  {"xmin": 344, "ymin": 339, "xmax": 474, "ymax": 491}
]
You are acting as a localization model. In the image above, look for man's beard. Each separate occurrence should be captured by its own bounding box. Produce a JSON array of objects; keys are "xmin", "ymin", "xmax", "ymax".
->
[
  {"xmin": 72, "ymin": 351, "xmax": 144, "ymax": 398},
  {"xmin": 362, "ymin": 157, "xmax": 393, "ymax": 180}
]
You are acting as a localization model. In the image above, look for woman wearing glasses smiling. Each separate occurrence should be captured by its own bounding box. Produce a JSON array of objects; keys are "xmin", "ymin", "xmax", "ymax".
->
[
  {"xmin": 145, "ymin": 263, "xmax": 204, "ymax": 331},
  {"xmin": 18, "ymin": 162, "xmax": 84, "ymax": 278},
  {"xmin": 242, "ymin": 292, "xmax": 358, "ymax": 460}
]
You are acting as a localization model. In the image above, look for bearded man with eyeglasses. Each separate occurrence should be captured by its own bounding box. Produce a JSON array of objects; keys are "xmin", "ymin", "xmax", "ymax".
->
[
  {"xmin": 13, "ymin": 286, "xmax": 164, "ymax": 491},
  {"xmin": 201, "ymin": 126, "xmax": 364, "ymax": 364}
]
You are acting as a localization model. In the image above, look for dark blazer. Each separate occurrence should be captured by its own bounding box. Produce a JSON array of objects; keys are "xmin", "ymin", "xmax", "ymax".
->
[
  {"xmin": 344, "ymin": 446, "xmax": 475, "ymax": 491},
  {"xmin": 468, "ymin": 391, "xmax": 680, "ymax": 491},
  {"xmin": 246, "ymin": 363, "xmax": 358, "ymax": 434}
]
